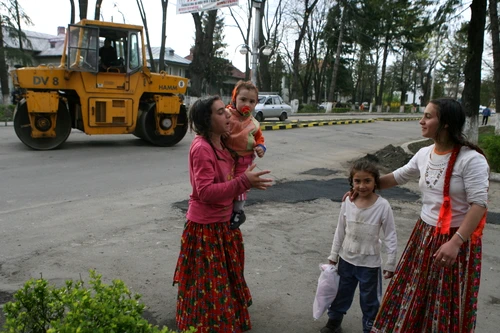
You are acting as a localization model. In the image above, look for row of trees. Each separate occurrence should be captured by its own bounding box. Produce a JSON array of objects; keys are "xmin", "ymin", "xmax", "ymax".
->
[
  {"xmin": 1, "ymin": 0, "xmax": 498, "ymax": 139},
  {"xmin": 182, "ymin": 0, "xmax": 496, "ymax": 142},
  {"xmin": 242, "ymin": 0, "xmax": 494, "ymax": 109},
  {"xmin": 222, "ymin": 0, "xmax": 497, "ymax": 141}
]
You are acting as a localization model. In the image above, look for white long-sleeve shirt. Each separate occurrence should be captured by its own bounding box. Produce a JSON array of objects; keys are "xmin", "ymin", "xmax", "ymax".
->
[
  {"xmin": 329, "ymin": 196, "xmax": 398, "ymax": 272},
  {"xmin": 393, "ymin": 144, "xmax": 489, "ymax": 227}
]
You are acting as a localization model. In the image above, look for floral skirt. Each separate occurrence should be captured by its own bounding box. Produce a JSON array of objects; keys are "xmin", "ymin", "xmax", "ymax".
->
[
  {"xmin": 371, "ymin": 218, "xmax": 482, "ymax": 333},
  {"xmin": 173, "ymin": 221, "xmax": 252, "ymax": 333}
]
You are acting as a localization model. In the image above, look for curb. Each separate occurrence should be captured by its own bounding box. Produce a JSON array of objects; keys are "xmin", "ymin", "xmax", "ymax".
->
[
  {"xmin": 260, "ymin": 117, "xmax": 417, "ymax": 131},
  {"xmin": 260, "ymin": 119, "xmax": 375, "ymax": 130},
  {"xmin": 377, "ymin": 117, "xmax": 421, "ymax": 122}
]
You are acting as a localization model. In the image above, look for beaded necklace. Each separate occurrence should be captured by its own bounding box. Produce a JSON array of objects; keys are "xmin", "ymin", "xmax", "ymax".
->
[{"xmin": 424, "ymin": 148, "xmax": 450, "ymax": 189}]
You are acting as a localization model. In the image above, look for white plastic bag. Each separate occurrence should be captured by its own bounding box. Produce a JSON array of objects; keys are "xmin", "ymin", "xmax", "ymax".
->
[{"xmin": 313, "ymin": 263, "xmax": 340, "ymax": 320}]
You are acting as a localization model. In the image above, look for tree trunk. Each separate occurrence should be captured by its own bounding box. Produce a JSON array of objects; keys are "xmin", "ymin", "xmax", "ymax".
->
[
  {"xmin": 69, "ymin": 0, "xmax": 76, "ymax": 23},
  {"xmin": 399, "ymin": 52, "xmax": 406, "ymax": 111},
  {"xmin": 189, "ymin": 11, "xmax": 217, "ymax": 97},
  {"xmin": 257, "ymin": 0, "xmax": 271, "ymax": 91},
  {"xmin": 79, "ymin": 0, "xmax": 88, "ymax": 20},
  {"xmin": 0, "ymin": 16, "xmax": 10, "ymax": 104},
  {"xmin": 376, "ymin": 36, "xmax": 390, "ymax": 111},
  {"xmin": 420, "ymin": 68, "xmax": 432, "ymax": 105},
  {"xmin": 454, "ymin": 73, "xmax": 460, "ymax": 99},
  {"xmin": 489, "ymin": 0, "xmax": 500, "ymax": 135},
  {"xmin": 291, "ymin": 0, "xmax": 319, "ymax": 100},
  {"xmin": 158, "ymin": 0, "xmax": 168, "ymax": 72},
  {"xmin": 136, "ymin": 0, "xmax": 156, "ymax": 72},
  {"xmin": 14, "ymin": 0, "xmax": 25, "ymax": 65},
  {"xmin": 373, "ymin": 43, "xmax": 380, "ymax": 111},
  {"xmin": 462, "ymin": 0, "xmax": 487, "ymax": 144},
  {"xmin": 326, "ymin": 3, "xmax": 345, "ymax": 112},
  {"xmin": 94, "ymin": 0, "xmax": 103, "ymax": 20}
]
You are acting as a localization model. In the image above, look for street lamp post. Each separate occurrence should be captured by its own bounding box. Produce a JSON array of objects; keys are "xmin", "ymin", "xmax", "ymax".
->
[
  {"xmin": 251, "ymin": 0, "xmax": 262, "ymax": 85},
  {"xmin": 238, "ymin": 0, "xmax": 272, "ymax": 85},
  {"xmin": 239, "ymin": 44, "xmax": 273, "ymax": 85}
]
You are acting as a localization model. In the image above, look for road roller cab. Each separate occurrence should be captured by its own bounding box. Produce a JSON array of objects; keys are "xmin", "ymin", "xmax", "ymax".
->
[{"xmin": 10, "ymin": 19, "xmax": 188, "ymax": 150}]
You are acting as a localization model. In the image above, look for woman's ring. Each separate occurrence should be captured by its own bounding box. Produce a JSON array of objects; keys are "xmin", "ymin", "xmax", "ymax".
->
[{"xmin": 441, "ymin": 258, "xmax": 446, "ymax": 262}]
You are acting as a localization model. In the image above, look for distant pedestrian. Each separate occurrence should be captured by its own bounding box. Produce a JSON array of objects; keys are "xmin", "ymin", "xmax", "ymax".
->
[
  {"xmin": 482, "ymin": 106, "xmax": 491, "ymax": 125},
  {"xmin": 320, "ymin": 160, "xmax": 397, "ymax": 333}
]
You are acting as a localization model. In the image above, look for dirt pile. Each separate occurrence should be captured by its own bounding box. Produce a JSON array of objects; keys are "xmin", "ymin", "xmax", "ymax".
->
[{"xmin": 355, "ymin": 144, "xmax": 414, "ymax": 173}]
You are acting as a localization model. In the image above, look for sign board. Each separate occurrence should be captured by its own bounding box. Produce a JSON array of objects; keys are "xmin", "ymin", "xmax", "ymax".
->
[{"xmin": 176, "ymin": 0, "xmax": 239, "ymax": 14}]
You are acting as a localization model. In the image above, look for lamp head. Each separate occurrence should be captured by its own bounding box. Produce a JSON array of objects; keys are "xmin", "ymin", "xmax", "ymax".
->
[
  {"xmin": 239, "ymin": 45, "xmax": 249, "ymax": 55},
  {"xmin": 262, "ymin": 45, "xmax": 272, "ymax": 56}
]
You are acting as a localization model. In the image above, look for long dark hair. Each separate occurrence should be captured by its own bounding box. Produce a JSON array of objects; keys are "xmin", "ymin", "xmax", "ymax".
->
[
  {"xmin": 188, "ymin": 95, "xmax": 221, "ymax": 137},
  {"xmin": 430, "ymin": 98, "xmax": 485, "ymax": 156},
  {"xmin": 348, "ymin": 159, "xmax": 381, "ymax": 192},
  {"xmin": 188, "ymin": 95, "xmax": 237, "ymax": 161}
]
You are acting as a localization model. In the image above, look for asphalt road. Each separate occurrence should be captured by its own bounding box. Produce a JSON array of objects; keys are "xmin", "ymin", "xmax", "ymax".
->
[{"xmin": 0, "ymin": 119, "xmax": 499, "ymax": 332}]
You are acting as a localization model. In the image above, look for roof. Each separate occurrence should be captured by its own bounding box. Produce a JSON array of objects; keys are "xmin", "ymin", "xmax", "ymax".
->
[
  {"xmin": 149, "ymin": 46, "xmax": 191, "ymax": 65},
  {"xmin": 2, "ymin": 28, "xmax": 57, "ymax": 52},
  {"xmin": 230, "ymin": 65, "xmax": 245, "ymax": 79}
]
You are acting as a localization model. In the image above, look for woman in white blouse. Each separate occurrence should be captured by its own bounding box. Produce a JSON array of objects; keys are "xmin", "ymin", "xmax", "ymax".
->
[{"xmin": 370, "ymin": 98, "xmax": 489, "ymax": 333}]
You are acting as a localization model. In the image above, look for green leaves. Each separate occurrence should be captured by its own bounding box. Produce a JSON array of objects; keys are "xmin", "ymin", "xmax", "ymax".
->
[
  {"xmin": 478, "ymin": 128, "xmax": 500, "ymax": 173},
  {"xmin": 2, "ymin": 270, "xmax": 195, "ymax": 333}
]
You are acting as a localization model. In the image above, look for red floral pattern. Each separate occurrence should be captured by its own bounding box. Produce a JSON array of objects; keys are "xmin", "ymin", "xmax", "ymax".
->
[
  {"xmin": 173, "ymin": 221, "xmax": 252, "ymax": 333},
  {"xmin": 371, "ymin": 218, "xmax": 481, "ymax": 333}
]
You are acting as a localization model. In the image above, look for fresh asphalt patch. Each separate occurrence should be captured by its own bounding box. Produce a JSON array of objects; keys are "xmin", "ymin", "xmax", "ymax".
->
[
  {"xmin": 172, "ymin": 177, "xmax": 499, "ymax": 225},
  {"xmin": 173, "ymin": 178, "xmax": 419, "ymax": 208}
]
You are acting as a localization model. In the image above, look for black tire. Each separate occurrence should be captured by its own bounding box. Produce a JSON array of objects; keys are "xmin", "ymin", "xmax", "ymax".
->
[
  {"xmin": 133, "ymin": 105, "xmax": 149, "ymax": 140},
  {"xmin": 279, "ymin": 112, "xmax": 288, "ymax": 121},
  {"xmin": 14, "ymin": 99, "xmax": 71, "ymax": 150},
  {"xmin": 141, "ymin": 103, "xmax": 188, "ymax": 147},
  {"xmin": 255, "ymin": 112, "xmax": 264, "ymax": 122}
]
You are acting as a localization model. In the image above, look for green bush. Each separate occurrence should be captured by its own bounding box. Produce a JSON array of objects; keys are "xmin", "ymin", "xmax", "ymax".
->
[
  {"xmin": 0, "ymin": 104, "xmax": 15, "ymax": 122},
  {"xmin": 297, "ymin": 104, "xmax": 354, "ymax": 113},
  {"xmin": 479, "ymin": 131, "xmax": 500, "ymax": 173},
  {"xmin": 330, "ymin": 107, "xmax": 352, "ymax": 113},
  {"xmin": 2, "ymin": 270, "xmax": 195, "ymax": 333},
  {"xmin": 297, "ymin": 104, "xmax": 322, "ymax": 113}
]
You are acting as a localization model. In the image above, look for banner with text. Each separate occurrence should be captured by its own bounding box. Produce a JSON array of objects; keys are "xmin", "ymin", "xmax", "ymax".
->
[{"xmin": 177, "ymin": 0, "xmax": 239, "ymax": 14}]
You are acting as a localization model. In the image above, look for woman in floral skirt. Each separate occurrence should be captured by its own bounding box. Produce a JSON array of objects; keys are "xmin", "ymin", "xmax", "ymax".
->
[
  {"xmin": 369, "ymin": 98, "xmax": 489, "ymax": 332},
  {"xmin": 173, "ymin": 96, "xmax": 272, "ymax": 332}
]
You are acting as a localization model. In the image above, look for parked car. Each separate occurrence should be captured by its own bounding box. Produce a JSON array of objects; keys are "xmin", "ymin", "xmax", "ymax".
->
[{"xmin": 254, "ymin": 95, "xmax": 291, "ymax": 122}]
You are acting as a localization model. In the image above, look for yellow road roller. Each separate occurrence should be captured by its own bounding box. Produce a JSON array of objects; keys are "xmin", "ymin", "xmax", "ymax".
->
[{"xmin": 10, "ymin": 19, "xmax": 188, "ymax": 150}]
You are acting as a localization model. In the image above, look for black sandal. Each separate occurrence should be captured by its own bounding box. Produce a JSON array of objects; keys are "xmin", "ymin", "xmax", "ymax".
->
[{"xmin": 230, "ymin": 210, "xmax": 246, "ymax": 229}]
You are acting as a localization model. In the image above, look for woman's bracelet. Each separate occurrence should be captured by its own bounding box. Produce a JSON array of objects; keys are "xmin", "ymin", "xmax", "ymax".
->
[{"xmin": 455, "ymin": 231, "xmax": 466, "ymax": 243}]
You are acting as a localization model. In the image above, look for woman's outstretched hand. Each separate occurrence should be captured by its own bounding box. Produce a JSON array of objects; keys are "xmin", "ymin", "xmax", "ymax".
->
[
  {"xmin": 245, "ymin": 164, "xmax": 272, "ymax": 190},
  {"xmin": 342, "ymin": 190, "xmax": 357, "ymax": 202}
]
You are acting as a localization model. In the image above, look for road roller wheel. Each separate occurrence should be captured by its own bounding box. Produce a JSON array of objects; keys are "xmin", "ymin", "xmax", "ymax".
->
[
  {"xmin": 140, "ymin": 104, "xmax": 188, "ymax": 147},
  {"xmin": 14, "ymin": 99, "xmax": 72, "ymax": 150},
  {"xmin": 132, "ymin": 105, "xmax": 149, "ymax": 140}
]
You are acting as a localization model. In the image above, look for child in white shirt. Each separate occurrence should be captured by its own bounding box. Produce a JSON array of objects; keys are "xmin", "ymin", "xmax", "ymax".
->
[{"xmin": 320, "ymin": 160, "xmax": 397, "ymax": 333}]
